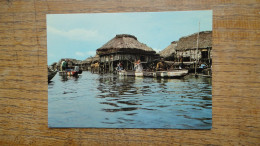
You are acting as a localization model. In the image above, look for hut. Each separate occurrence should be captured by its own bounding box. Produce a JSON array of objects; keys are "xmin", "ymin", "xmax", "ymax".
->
[
  {"xmin": 175, "ymin": 31, "xmax": 212, "ymax": 64},
  {"xmin": 70, "ymin": 59, "xmax": 82, "ymax": 67},
  {"xmin": 57, "ymin": 58, "xmax": 82, "ymax": 71},
  {"xmin": 81, "ymin": 55, "xmax": 100, "ymax": 72},
  {"xmin": 81, "ymin": 57, "xmax": 93, "ymax": 71},
  {"xmin": 90, "ymin": 55, "xmax": 100, "ymax": 73},
  {"xmin": 91, "ymin": 54, "xmax": 100, "ymax": 63},
  {"xmin": 96, "ymin": 34, "xmax": 158, "ymax": 73},
  {"xmin": 159, "ymin": 41, "xmax": 177, "ymax": 61}
]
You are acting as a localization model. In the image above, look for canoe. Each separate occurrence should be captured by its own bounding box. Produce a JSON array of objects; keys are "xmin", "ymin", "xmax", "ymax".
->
[
  {"xmin": 48, "ymin": 70, "xmax": 57, "ymax": 82},
  {"xmin": 118, "ymin": 70, "xmax": 188, "ymax": 78},
  {"xmin": 59, "ymin": 66, "xmax": 82, "ymax": 76},
  {"xmin": 59, "ymin": 70, "xmax": 81, "ymax": 76},
  {"xmin": 167, "ymin": 70, "xmax": 189, "ymax": 78}
]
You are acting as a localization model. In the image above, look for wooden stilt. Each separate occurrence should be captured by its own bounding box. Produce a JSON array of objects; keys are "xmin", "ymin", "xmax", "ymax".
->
[{"xmin": 111, "ymin": 61, "xmax": 113, "ymax": 73}]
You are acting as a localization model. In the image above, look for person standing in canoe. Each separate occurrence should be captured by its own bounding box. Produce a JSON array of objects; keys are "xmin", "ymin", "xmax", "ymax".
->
[
  {"xmin": 134, "ymin": 60, "xmax": 143, "ymax": 72},
  {"xmin": 60, "ymin": 60, "xmax": 64, "ymax": 71},
  {"xmin": 61, "ymin": 60, "xmax": 67, "ymax": 71}
]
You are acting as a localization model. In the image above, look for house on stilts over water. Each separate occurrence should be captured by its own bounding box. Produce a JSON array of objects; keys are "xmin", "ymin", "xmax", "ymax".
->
[
  {"xmin": 175, "ymin": 31, "xmax": 212, "ymax": 66},
  {"xmin": 81, "ymin": 55, "xmax": 100, "ymax": 72},
  {"xmin": 159, "ymin": 31, "xmax": 212, "ymax": 70},
  {"xmin": 96, "ymin": 34, "xmax": 158, "ymax": 73},
  {"xmin": 159, "ymin": 41, "xmax": 177, "ymax": 61}
]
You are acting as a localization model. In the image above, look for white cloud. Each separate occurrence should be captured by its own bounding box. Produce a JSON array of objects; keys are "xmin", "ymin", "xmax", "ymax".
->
[
  {"xmin": 48, "ymin": 26, "xmax": 104, "ymax": 42},
  {"xmin": 75, "ymin": 51, "xmax": 96, "ymax": 57},
  {"xmin": 75, "ymin": 52, "xmax": 85, "ymax": 57},
  {"xmin": 86, "ymin": 51, "xmax": 96, "ymax": 56}
]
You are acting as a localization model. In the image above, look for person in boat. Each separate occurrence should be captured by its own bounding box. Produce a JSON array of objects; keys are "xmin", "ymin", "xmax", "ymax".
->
[
  {"xmin": 60, "ymin": 60, "xmax": 64, "ymax": 71},
  {"xmin": 134, "ymin": 60, "xmax": 143, "ymax": 72},
  {"xmin": 66, "ymin": 59, "xmax": 70, "ymax": 71},
  {"xmin": 62, "ymin": 60, "xmax": 67, "ymax": 71},
  {"xmin": 179, "ymin": 56, "xmax": 184, "ymax": 69},
  {"xmin": 116, "ymin": 62, "xmax": 123, "ymax": 71},
  {"xmin": 156, "ymin": 58, "xmax": 166, "ymax": 71}
]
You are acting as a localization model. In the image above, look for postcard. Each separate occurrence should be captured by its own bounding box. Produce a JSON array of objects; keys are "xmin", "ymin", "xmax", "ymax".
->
[{"xmin": 48, "ymin": 10, "xmax": 212, "ymax": 129}]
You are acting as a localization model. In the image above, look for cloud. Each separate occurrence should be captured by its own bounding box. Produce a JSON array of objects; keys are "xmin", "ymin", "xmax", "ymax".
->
[
  {"xmin": 48, "ymin": 26, "xmax": 104, "ymax": 42},
  {"xmin": 75, "ymin": 51, "xmax": 96, "ymax": 57},
  {"xmin": 75, "ymin": 52, "xmax": 85, "ymax": 57},
  {"xmin": 86, "ymin": 51, "xmax": 96, "ymax": 56}
]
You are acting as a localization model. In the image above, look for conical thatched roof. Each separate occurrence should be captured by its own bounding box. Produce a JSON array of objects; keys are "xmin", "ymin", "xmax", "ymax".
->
[
  {"xmin": 176, "ymin": 31, "xmax": 212, "ymax": 50},
  {"xmin": 97, "ymin": 34, "xmax": 156, "ymax": 55},
  {"xmin": 159, "ymin": 41, "xmax": 177, "ymax": 58}
]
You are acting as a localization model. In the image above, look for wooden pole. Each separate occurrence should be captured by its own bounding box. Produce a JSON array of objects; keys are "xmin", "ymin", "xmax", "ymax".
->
[
  {"xmin": 111, "ymin": 61, "xmax": 113, "ymax": 73},
  {"xmin": 127, "ymin": 60, "xmax": 128, "ymax": 70},
  {"xmin": 195, "ymin": 22, "xmax": 200, "ymax": 76}
]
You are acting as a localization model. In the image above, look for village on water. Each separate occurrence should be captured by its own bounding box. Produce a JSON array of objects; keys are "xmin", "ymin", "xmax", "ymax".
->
[{"xmin": 48, "ymin": 31, "xmax": 212, "ymax": 82}]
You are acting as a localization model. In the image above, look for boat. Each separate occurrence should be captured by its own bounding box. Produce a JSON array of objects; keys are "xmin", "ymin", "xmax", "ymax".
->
[
  {"xmin": 118, "ymin": 71, "xmax": 143, "ymax": 77},
  {"xmin": 48, "ymin": 68, "xmax": 57, "ymax": 82},
  {"xmin": 59, "ymin": 66, "xmax": 82, "ymax": 76},
  {"xmin": 118, "ymin": 69, "xmax": 188, "ymax": 78},
  {"xmin": 166, "ymin": 69, "xmax": 189, "ymax": 78}
]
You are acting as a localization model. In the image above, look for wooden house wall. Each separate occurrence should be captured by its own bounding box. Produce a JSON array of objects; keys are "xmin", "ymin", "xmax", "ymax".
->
[
  {"xmin": 81, "ymin": 63, "xmax": 91, "ymax": 71},
  {"xmin": 100, "ymin": 54, "xmax": 154, "ymax": 63},
  {"xmin": 176, "ymin": 48, "xmax": 212, "ymax": 61}
]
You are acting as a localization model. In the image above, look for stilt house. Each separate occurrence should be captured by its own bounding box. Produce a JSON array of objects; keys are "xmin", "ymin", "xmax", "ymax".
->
[
  {"xmin": 57, "ymin": 58, "xmax": 82, "ymax": 71},
  {"xmin": 159, "ymin": 41, "xmax": 177, "ymax": 61},
  {"xmin": 175, "ymin": 31, "xmax": 212, "ymax": 65},
  {"xmin": 81, "ymin": 55, "xmax": 100, "ymax": 71},
  {"xmin": 96, "ymin": 34, "xmax": 157, "ymax": 73}
]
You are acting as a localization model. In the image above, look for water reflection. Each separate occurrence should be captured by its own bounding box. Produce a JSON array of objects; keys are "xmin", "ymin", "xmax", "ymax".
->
[
  {"xmin": 48, "ymin": 72, "xmax": 212, "ymax": 129},
  {"xmin": 60, "ymin": 75, "xmax": 80, "ymax": 82}
]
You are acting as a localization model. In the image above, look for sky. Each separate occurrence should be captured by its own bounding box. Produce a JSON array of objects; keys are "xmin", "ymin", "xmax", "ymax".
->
[{"xmin": 47, "ymin": 10, "xmax": 212, "ymax": 65}]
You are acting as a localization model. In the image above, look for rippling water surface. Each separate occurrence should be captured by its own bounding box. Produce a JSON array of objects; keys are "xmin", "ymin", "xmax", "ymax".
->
[{"xmin": 48, "ymin": 71, "xmax": 212, "ymax": 129}]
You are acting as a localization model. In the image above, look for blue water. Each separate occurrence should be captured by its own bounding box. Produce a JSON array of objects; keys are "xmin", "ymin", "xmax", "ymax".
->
[{"xmin": 48, "ymin": 71, "xmax": 212, "ymax": 129}]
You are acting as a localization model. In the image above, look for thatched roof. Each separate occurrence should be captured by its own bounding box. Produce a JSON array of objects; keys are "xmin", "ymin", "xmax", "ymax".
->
[
  {"xmin": 82, "ymin": 55, "xmax": 100, "ymax": 64},
  {"xmin": 57, "ymin": 58, "xmax": 82, "ymax": 66},
  {"xmin": 175, "ymin": 31, "xmax": 212, "ymax": 50},
  {"xmin": 51, "ymin": 62, "xmax": 57, "ymax": 66},
  {"xmin": 92, "ymin": 55, "xmax": 100, "ymax": 62},
  {"xmin": 159, "ymin": 41, "xmax": 177, "ymax": 58},
  {"xmin": 82, "ymin": 57, "xmax": 92, "ymax": 64},
  {"xmin": 71, "ymin": 59, "xmax": 82, "ymax": 64},
  {"xmin": 97, "ymin": 34, "xmax": 156, "ymax": 55}
]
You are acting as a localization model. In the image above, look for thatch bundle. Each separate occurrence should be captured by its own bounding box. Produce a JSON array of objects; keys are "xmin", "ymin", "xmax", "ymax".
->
[
  {"xmin": 159, "ymin": 41, "xmax": 177, "ymax": 58},
  {"xmin": 175, "ymin": 31, "xmax": 212, "ymax": 50},
  {"xmin": 96, "ymin": 34, "xmax": 156, "ymax": 55}
]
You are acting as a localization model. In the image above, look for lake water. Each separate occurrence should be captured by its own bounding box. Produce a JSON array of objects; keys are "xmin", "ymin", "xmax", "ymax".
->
[{"xmin": 48, "ymin": 71, "xmax": 212, "ymax": 129}]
